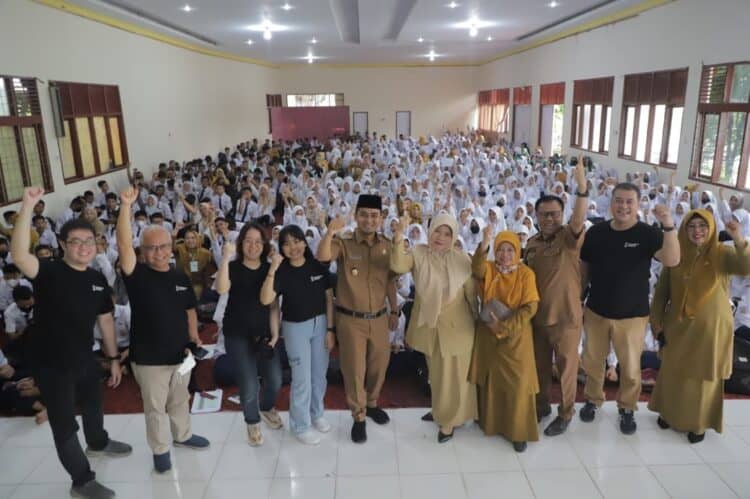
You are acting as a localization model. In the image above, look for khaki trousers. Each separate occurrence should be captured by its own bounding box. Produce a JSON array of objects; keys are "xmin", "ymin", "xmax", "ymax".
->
[
  {"xmin": 533, "ymin": 323, "xmax": 581, "ymax": 420},
  {"xmin": 131, "ymin": 363, "xmax": 192, "ymax": 454},
  {"xmin": 336, "ymin": 314, "xmax": 390, "ymax": 421},
  {"xmin": 581, "ymin": 308, "xmax": 648, "ymax": 411}
]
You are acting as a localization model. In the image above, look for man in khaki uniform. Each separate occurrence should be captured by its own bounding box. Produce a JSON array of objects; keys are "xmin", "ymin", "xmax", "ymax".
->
[
  {"xmin": 524, "ymin": 160, "xmax": 588, "ymax": 436},
  {"xmin": 317, "ymin": 194, "xmax": 399, "ymax": 443}
]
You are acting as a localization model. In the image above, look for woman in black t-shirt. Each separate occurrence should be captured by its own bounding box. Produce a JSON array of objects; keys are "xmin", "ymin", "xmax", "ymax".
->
[
  {"xmin": 261, "ymin": 224, "xmax": 334, "ymax": 446},
  {"xmin": 215, "ymin": 222, "xmax": 282, "ymax": 447}
]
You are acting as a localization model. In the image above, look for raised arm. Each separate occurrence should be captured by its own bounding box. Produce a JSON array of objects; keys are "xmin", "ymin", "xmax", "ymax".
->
[
  {"xmin": 316, "ymin": 215, "xmax": 346, "ymax": 262},
  {"xmin": 215, "ymin": 241, "xmax": 235, "ymax": 295},
  {"xmin": 652, "ymin": 204, "xmax": 680, "ymax": 267},
  {"xmin": 472, "ymin": 225, "xmax": 493, "ymax": 279},
  {"xmin": 722, "ymin": 220, "xmax": 750, "ymax": 276},
  {"xmin": 10, "ymin": 187, "xmax": 44, "ymax": 279},
  {"xmin": 260, "ymin": 253, "xmax": 283, "ymax": 305},
  {"xmin": 570, "ymin": 158, "xmax": 588, "ymax": 235},
  {"xmin": 390, "ymin": 216, "xmax": 414, "ymax": 274},
  {"xmin": 116, "ymin": 186, "xmax": 139, "ymax": 276}
]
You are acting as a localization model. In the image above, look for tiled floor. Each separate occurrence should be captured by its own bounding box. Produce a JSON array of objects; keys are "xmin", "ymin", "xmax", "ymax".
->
[{"xmin": 2, "ymin": 401, "xmax": 750, "ymax": 498}]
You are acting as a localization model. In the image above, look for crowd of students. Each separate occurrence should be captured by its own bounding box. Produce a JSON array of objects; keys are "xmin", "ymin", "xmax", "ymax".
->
[{"xmin": 1, "ymin": 131, "xmax": 750, "ymax": 498}]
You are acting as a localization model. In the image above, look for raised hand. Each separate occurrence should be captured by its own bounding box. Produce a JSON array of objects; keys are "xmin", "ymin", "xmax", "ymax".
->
[
  {"xmin": 652, "ymin": 204, "xmax": 674, "ymax": 227},
  {"xmin": 482, "ymin": 224, "xmax": 493, "ymax": 246},
  {"xmin": 726, "ymin": 219, "xmax": 743, "ymax": 240},
  {"xmin": 393, "ymin": 214, "xmax": 411, "ymax": 240},
  {"xmin": 270, "ymin": 252, "xmax": 284, "ymax": 272},
  {"xmin": 22, "ymin": 186, "xmax": 45, "ymax": 207},
  {"xmin": 327, "ymin": 215, "xmax": 347, "ymax": 234},
  {"xmin": 574, "ymin": 159, "xmax": 587, "ymax": 192},
  {"xmin": 222, "ymin": 241, "xmax": 236, "ymax": 260},
  {"xmin": 119, "ymin": 186, "xmax": 139, "ymax": 207}
]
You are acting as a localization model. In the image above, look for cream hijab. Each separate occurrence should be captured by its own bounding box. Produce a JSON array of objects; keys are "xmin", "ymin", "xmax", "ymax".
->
[{"xmin": 412, "ymin": 213, "xmax": 473, "ymax": 328}]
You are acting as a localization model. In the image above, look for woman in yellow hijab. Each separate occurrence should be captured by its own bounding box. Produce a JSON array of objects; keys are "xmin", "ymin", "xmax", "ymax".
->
[
  {"xmin": 391, "ymin": 213, "xmax": 478, "ymax": 443},
  {"xmin": 650, "ymin": 209, "xmax": 750, "ymax": 443},
  {"xmin": 469, "ymin": 227, "xmax": 540, "ymax": 452}
]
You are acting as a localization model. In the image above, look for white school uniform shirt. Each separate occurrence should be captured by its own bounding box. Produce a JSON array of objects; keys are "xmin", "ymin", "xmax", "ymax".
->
[
  {"xmin": 211, "ymin": 231, "xmax": 239, "ymax": 266},
  {"xmin": 37, "ymin": 228, "xmax": 58, "ymax": 249},
  {"xmin": 734, "ymin": 281, "xmax": 750, "ymax": 330},
  {"xmin": 3, "ymin": 302, "xmax": 31, "ymax": 335},
  {"xmin": 94, "ymin": 303, "xmax": 131, "ymax": 349},
  {"xmin": 211, "ymin": 193, "xmax": 232, "ymax": 216},
  {"xmin": 0, "ymin": 279, "xmax": 32, "ymax": 312},
  {"xmin": 233, "ymin": 199, "xmax": 257, "ymax": 226},
  {"xmin": 196, "ymin": 186, "xmax": 214, "ymax": 203}
]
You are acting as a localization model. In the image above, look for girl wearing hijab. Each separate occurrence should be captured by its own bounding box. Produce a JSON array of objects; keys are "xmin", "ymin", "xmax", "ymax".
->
[
  {"xmin": 407, "ymin": 224, "xmax": 428, "ymax": 247},
  {"xmin": 469, "ymin": 228, "xmax": 540, "ymax": 452},
  {"xmin": 649, "ymin": 210, "xmax": 750, "ymax": 443},
  {"xmin": 464, "ymin": 217, "xmax": 486, "ymax": 254},
  {"xmin": 391, "ymin": 214, "xmax": 478, "ymax": 443},
  {"xmin": 486, "ymin": 207, "xmax": 507, "ymax": 239}
]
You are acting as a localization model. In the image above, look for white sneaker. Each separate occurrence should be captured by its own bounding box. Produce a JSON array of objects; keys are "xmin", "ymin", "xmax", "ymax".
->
[
  {"xmin": 246, "ymin": 423, "xmax": 263, "ymax": 447},
  {"xmin": 313, "ymin": 417, "xmax": 332, "ymax": 433},
  {"xmin": 295, "ymin": 430, "xmax": 321, "ymax": 445}
]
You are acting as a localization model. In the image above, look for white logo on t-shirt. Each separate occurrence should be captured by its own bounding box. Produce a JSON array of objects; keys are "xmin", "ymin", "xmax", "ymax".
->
[
  {"xmin": 176, "ymin": 285, "xmax": 188, "ymax": 292},
  {"xmin": 624, "ymin": 242, "xmax": 640, "ymax": 248},
  {"xmin": 92, "ymin": 285, "xmax": 104, "ymax": 292},
  {"xmin": 311, "ymin": 275, "xmax": 323, "ymax": 282}
]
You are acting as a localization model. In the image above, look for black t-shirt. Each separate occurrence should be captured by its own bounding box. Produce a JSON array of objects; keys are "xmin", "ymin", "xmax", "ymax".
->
[
  {"xmin": 29, "ymin": 259, "xmax": 114, "ymax": 370},
  {"xmin": 123, "ymin": 263, "xmax": 197, "ymax": 365},
  {"xmin": 223, "ymin": 260, "xmax": 271, "ymax": 338},
  {"xmin": 273, "ymin": 259, "xmax": 331, "ymax": 322},
  {"xmin": 581, "ymin": 221, "xmax": 663, "ymax": 319}
]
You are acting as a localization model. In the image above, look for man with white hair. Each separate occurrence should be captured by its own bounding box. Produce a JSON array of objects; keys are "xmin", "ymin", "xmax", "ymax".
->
[{"xmin": 117, "ymin": 186, "xmax": 209, "ymax": 474}]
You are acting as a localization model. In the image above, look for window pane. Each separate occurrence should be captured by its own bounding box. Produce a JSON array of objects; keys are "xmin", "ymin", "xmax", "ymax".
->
[
  {"xmin": 109, "ymin": 117, "xmax": 123, "ymax": 166},
  {"xmin": 623, "ymin": 107, "xmax": 635, "ymax": 156},
  {"xmin": 603, "ymin": 106, "xmax": 611, "ymax": 152},
  {"xmin": 12, "ymin": 78, "xmax": 33, "ymax": 117},
  {"xmin": 730, "ymin": 64, "xmax": 750, "ymax": 103},
  {"xmin": 59, "ymin": 120, "xmax": 77, "ymax": 179},
  {"xmin": 0, "ymin": 126, "xmax": 24, "ymax": 201},
  {"xmin": 650, "ymin": 104, "xmax": 666, "ymax": 164},
  {"xmin": 75, "ymin": 117, "xmax": 96, "ymax": 177},
  {"xmin": 552, "ymin": 104, "xmax": 564, "ymax": 155},
  {"xmin": 21, "ymin": 127, "xmax": 44, "ymax": 188},
  {"xmin": 581, "ymin": 105, "xmax": 591, "ymax": 150},
  {"xmin": 574, "ymin": 106, "xmax": 581, "ymax": 144},
  {"xmin": 0, "ymin": 79, "xmax": 9, "ymax": 117},
  {"xmin": 93, "ymin": 117, "xmax": 111, "ymax": 170},
  {"xmin": 592, "ymin": 105, "xmax": 602, "ymax": 151},
  {"xmin": 700, "ymin": 114, "xmax": 720, "ymax": 177},
  {"xmin": 667, "ymin": 107, "xmax": 683, "ymax": 164},
  {"xmin": 636, "ymin": 104, "xmax": 651, "ymax": 162},
  {"xmin": 720, "ymin": 112, "xmax": 748, "ymax": 185},
  {"xmin": 286, "ymin": 95, "xmax": 296, "ymax": 107}
]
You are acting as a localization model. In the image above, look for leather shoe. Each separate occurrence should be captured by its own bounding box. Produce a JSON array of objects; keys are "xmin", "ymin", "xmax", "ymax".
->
[
  {"xmin": 366, "ymin": 407, "xmax": 390, "ymax": 425},
  {"xmin": 543, "ymin": 416, "xmax": 570, "ymax": 437},
  {"xmin": 579, "ymin": 401, "xmax": 597, "ymax": 423},
  {"xmin": 437, "ymin": 429, "xmax": 454, "ymax": 443},
  {"xmin": 687, "ymin": 432, "xmax": 705, "ymax": 444},
  {"xmin": 351, "ymin": 421, "xmax": 367, "ymax": 443},
  {"xmin": 512, "ymin": 441, "xmax": 527, "ymax": 453},
  {"xmin": 657, "ymin": 416, "xmax": 670, "ymax": 429},
  {"xmin": 421, "ymin": 412, "xmax": 434, "ymax": 422}
]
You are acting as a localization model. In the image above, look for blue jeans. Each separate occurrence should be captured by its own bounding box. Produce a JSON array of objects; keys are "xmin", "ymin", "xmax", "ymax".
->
[
  {"xmin": 282, "ymin": 314, "xmax": 328, "ymax": 434},
  {"xmin": 224, "ymin": 335, "xmax": 282, "ymax": 425}
]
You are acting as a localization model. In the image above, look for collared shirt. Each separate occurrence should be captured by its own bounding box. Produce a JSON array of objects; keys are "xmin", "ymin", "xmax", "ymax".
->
[
  {"xmin": 524, "ymin": 224, "xmax": 584, "ymax": 327},
  {"xmin": 332, "ymin": 229, "xmax": 393, "ymax": 313}
]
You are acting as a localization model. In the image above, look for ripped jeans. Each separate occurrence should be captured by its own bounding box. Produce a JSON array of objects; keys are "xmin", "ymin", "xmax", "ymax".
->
[{"xmin": 282, "ymin": 314, "xmax": 329, "ymax": 434}]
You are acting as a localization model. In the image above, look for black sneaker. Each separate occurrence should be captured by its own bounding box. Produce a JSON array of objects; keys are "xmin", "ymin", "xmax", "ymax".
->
[
  {"xmin": 86, "ymin": 439, "xmax": 133, "ymax": 457},
  {"xmin": 421, "ymin": 412, "xmax": 434, "ymax": 422},
  {"xmin": 153, "ymin": 451, "xmax": 172, "ymax": 473},
  {"xmin": 70, "ymin": 479, "xmax": 115, "ymax": 499},
  {"xmin": 536, "ymin": 404, "xmax": 552, "ymax": 423},
  {"xmin": 579, "ymin": 401, "xmax": 597, "ymax": 423},
  {"xmin": 687, "ymin": 432, "xmax": 705, "ymax": 444},
  {"xmin": 619, "ymin": 409, "xmax": 637, "ymax": 435},
  {"xmin": 366, "ymin": 407, "xmax": 390, "ymax": 425},
  {"xmin": 543, "ymin": 416, "xmax": 570, "ymax": 436},
  {"xmin": 351, "ymin": 421, "xmax": 367, "ymax": 443}
]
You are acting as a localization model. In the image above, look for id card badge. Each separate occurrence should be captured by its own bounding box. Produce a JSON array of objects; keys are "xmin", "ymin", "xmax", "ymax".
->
[{"xmin": 190, "ymin": 260, "xmax": 199, "ymax": 273}]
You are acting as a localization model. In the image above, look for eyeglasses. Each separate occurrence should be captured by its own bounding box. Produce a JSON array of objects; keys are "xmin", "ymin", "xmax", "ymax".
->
[
  {"xmin": 65, "ymin": 238, "xmax": 96, "ymax": 247},
  {"xmin": 537, "ymin": 211, "xmax": 562, "ymax": 219},
  {"xmin": 142, "ymin": 243, "xmax": 172, "ymax": 253},
  {"xmin": 686, "ymin": 223, "xmax": 709, "ymax": 231}
]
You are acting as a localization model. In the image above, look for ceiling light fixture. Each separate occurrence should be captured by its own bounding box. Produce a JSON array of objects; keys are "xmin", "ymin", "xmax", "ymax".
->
[
  {"xmin": 548, "ymin": 1, "xmax": 559, "ymax": 7},
  {"xmin": 246, "ymin": 39, "xmax": 254, "ymax": 45},
  {"xmin": 181, "ymin": 4, "xmax": 192, "ymax": 12},
  {"xmin": 417, "ymin": 36, "xmax": 424, "ymax": 43},
  {"xmin": 281, "ymin": 3, "xmax": 293, "ymax": 10},
  {"xmin": 428, "ymin": 49, "xmax": 436, "ymax": 62},
  {"xmin": 469, "ymin": 22, "xmax": 478, "ymax": 37},
  {"xmin": 487, "ymin": 35, "xmax": 492, "ymax": 41},
  {"xmin": 262, "ymin": 19, "xmax": 273, "ymax": 40},
  {"xmin": 447, "ymin": 1, "xmax": 458, "ymax": 8},
  {"xmin": 311, "ymin": 37, "xmax": 318, "ymax": 44}
]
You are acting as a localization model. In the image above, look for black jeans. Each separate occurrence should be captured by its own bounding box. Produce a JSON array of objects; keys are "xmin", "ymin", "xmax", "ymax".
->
[
  {"xmin": 224, "ymin": 335, "xmax": 282, "ymax": 424},
  {"xmin": 34, "ymin": 357, "xmax": 109, "ymax": 486}
]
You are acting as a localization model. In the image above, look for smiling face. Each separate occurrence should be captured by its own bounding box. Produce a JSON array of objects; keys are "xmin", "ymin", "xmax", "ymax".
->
[
  {"xmin": 429, "ymin": 225, "xmax": 452, "ymax": 252},
  {"xmin": 60, "ymin": 228, "xmax": 97, "ymax": 268},
  {"xmin": 686, "ymin": 215, "xmax": 710, "ymax": 246},
  {"xmin": 495, "ymin": 241, "xmax": 516, "ymax": 267},
  {"xmin": 281, "ymin": 235, "xmax": 306, "ymax": 261},
  {"xmin": 355, "ymin": 207, "xmax": 382, "ymax": 235},
  {"xmin": 611, "ymin": 187, "xmax": 639, "ymax": 226}
]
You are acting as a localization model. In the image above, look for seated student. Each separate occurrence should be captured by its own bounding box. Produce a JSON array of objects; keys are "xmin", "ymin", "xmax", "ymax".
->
[
  {"xmin": 149, "ymin": 212, "xmax": 173, "ymax": 235},
  {"xmin": 0, "ymin": 349, "xmax": 47, "ymax": 423},
  {"xmin": 34, "ymin": 245, "xmax": 55, "ymax": 261},
  {"xmin": 32, "ymin": 215, "xmax": 58, "ymax": 250},
  {"xmin": 94, "ymin": 299, "xmax": 131, "ymax": 374},
  {"xmin": 174, "ymin": 227, "xmax": 216, "ymax": 302},
  {"xmin": 0, "ymin": 237, "xmax": 11, "ymax": 269},
  {"xmin": 0, "ymin": 264, "xmax": 32, "ymax": 313}
]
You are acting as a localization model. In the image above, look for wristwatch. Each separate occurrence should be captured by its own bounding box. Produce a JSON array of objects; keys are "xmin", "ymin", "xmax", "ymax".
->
[
  {"xmin": 575, "ymin": 190, "xmax": 589, "ymax": 197},
  {"xmin": 662, "ymin": 225, "xmax": 675, "ymax": 232}
]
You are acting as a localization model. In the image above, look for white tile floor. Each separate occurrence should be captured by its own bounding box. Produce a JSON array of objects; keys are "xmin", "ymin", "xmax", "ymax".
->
[{"xmin": 2, "ymin": 401, "xmax": 750, "ymax": 498}]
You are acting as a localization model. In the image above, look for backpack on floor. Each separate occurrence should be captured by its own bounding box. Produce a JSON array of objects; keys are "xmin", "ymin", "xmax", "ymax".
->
[{"xmin": 725, "ymin": 336, "xmax": 750, "ymax": 395}]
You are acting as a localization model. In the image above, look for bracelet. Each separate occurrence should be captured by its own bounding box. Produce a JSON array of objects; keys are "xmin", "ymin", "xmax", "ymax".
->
[
  {"xmin": 662, "ymin": 225, "xmax": 675, "ymax": 232},
  {"xmin": 327, "ymin": 327, "xmax": 336, "ymax": 333},
  {"xmin": 106, "ymin": 355, "xmax": 120, "ymax": 361},
  {"xmin": 575, "ymin": 190, "xmax": 589, "ymax": 197}
]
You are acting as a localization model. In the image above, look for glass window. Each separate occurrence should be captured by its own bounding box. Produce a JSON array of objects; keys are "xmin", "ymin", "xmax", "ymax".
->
[
  {"xmin": 93, "ymin": 117, "xmax": 111, "ymax": 170},
  {"xmin": 75, "ymin": 117, "xmax": 96, "ymax": 178},
  {"xmin": 574, "ymin": 106, "xmax": 581, "ymax": 145},
  {"xmin": 0, "ymin": 126, "xmax": 24, "ymax": 202},
  {"xmin": 109, "ymin": 117, "xmax": 123, "ymax": 166},
  {"xmin": 551, "ymin": 104, "xmax": 564, "ymax": 155},
  {"xmin": 603, "ymin": 106, "xmax": 611, "ymax": 152},
  {"xmin": 12, "ymin": 78, "xmax": 32, "ymax": 117},
  {"xmin": 59, "ymin": 120, "xmax": 77, "ymax": 179},
  {"xmin": 700, "ymin": 114, "xmax": 720, "ymax": 177},
  {"xmin": 21, "ymin": 127, "xmax": 44, "ymax": 187},
  {"xmin": 623, "ymin": 107, "xmax": 635, "ymax": 156},
  {"xmin": 667, "ymin": 107, "xmax": 683, "ymax": 164},
  {"xmin": 730, "ymin": 64, "xmax": 750, "ymax": 103},
  {"xmin": 650, "ymin": 104, "xmax": 666, "ymax": 164},
  {"xmin": 592, "ymin": 105, "xmax": 602, "ymax": 152},
  {"xmin": 0, "ymin": 79, "xmax": 8, "ymax": 117},
  {"xmin": 720, "ymin": 112, "xmax": 748, "ymax": 185},
  {"xmin": 636, "ymin": 104, "xmax": 650, "ymax": 162},
  {"xmin": 581, "ymin": 105, "xmax": 591, "ymax": 150}
]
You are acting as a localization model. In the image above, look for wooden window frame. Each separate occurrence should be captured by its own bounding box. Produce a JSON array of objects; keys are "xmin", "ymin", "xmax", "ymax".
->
[
  {"xmin": 690, "ymin": 61, "xmax": 750, "ymax": 191},
  {"xmin": 570, "ymin": 77, "xmax": 614, "ymax": 154},
  {"xmin": 0, "ymin": 75, "xmax": 54, "ymax": 206},
  {"xmin": 51, "ymin": 81, "xmax": 129, "ymax": 185}
]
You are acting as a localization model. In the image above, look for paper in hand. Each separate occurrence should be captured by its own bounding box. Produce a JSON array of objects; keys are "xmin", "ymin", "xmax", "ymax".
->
[{"xmin": 178, "ymin": 351, "xmax": 197, "ymax": 376}]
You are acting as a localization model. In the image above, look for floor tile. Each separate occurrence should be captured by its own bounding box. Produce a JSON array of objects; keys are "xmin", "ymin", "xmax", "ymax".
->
[
  {"xmin": 588, "ymin": 466, "xmax": 669, "ymax": 499},
  {"xmin": 0, "ymin": 448, "xmax": 48, "ymax": 485},
  {"xmin": 525, "ymin": 469, "xmax": 603, "ymax": 499},
  {"xmin": 335, "ymin": 475, "xmax": 400, "ymax": 499},
  {"xmin": 213, "ymin": 442, "xmax": 280, "ymax": 480},
  {"xmin": 203, "ymin": 479, "xmax": 272, "ymax": 499},
  {"xmin": 337, "ymin": 433, "xmax": 398, "ymax": 476},
  {"xmin": 453, "ymin": 432, "xmax": 521, "ymax": 472},
  {"xmin": 566, "ymin": 430, "xmax": 643, "ymax": 468},
  {"xmin": 650, "ymin": 463, "xmax": 739, "ymax": 499},
  {"xmin": 0, "ymin": 486, "xmax": 15, "ymax": 499},
  {"xmin": 723, "ymin": 400, "xmax": 750, "ymax": 427},
  {"xmin": 626, "ymin": 429, "xmax": 703, "ymax": 465},
  {"xmin": 399, "ymin": 474, "xmax": 467, "ymax": 499},
  {"xmin": 102, "ymin": 481, "xmax": 207, "ymax": 498},
  {"xmin": 23, "ymin": 450, "xmax": 99, "ymax": 484},
  {"xmin": 9, "ymin": 483, "xmax": 71, "ymax": 499},
  {"xmin": 711, "ymin": 463, "xmax": 750, "ymax": 498},
  {"xmin": 690, "ymin": 428, "xmax": 750, "ymax": 463},
  {"xmin": 517, "ymin": 435, "xmax": 583, "ymax": 470},
  {"xmin": 396, "ymin": 435, "xmax": 459, "ymax": 475},
  {"xmin": 391, "ymin": 408, "xmax": 435, "ymax": 438},
  {"xmin": 184, "ymin": 412, "xmax": 236, "ymax": 444},
  {"xmin": 268, "ymin": 477, "xmax": 335, "ymax": 499},
  {"xmin": 463, "ymin": 471, "xmax": 534, "ymax": 499},
  {"xmin": 275, "ymin": 436, "xmax": 338, "ymax": 478}
]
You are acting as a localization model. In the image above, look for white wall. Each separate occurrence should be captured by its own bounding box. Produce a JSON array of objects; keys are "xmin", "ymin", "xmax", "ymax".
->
[
  {"xmin": 276, "ymin": 66, "xmax": 478, "ymax": 139},
  {"xmin": 478, "ymin": 0, "xmax": 750, "ymax": 192},
  {"xmin": 0, "ymin": 0, "xmax": 276, "ymax": 214}
]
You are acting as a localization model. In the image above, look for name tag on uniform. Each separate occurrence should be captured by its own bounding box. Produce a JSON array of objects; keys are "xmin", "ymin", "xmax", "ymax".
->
[
  {"xmin": 190, "ymin": 260, "xmax": 199, "ymax": 272},
  {"xmin": 349, "ymin": 254, "xmax": 363, "ymax": 261}
]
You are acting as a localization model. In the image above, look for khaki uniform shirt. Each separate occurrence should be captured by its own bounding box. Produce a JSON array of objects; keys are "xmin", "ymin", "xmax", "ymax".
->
[
  {"xmin": 524, "ymin": 224, "xmax": 584, "ymax": 328},
  {"xmin": 333, "ymin": 229, "xmax": 393, "ymax": 313}
]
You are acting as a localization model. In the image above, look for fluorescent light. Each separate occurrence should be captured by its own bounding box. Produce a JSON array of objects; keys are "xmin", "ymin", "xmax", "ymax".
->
[
  {"xmin": 427, "ymin": 49, "xmax": 436, "ymax": 61},
  {"xmin": 263, "ymin": 29, "xmax": 272, "ymax": 40},
  {"xmin": 282, "ymin": 3, "xmax": 293, "ymax": 10},
  {"xmin": 181, "ymin": 4, "xmax": 192, "ymax": 12},
  {"xmin": 307, "ymin": 56, "xmax": 314, "ymax": 64},
  {"xmin": 548, "ymin": 0, "xmax": 559, "ymax": 7},
  {"xmin": 417, "ymin": 36, "xmax": 424, "ymax": 43},
  {"xmin": 246, "ymin": 39, "xmax": 254, "ymax": 45},
  {"xmin": 311, "ymin": 37, "xmax": 318, "ymax": 44},
  {"xmin": 447, "ymin": 1, "xmax": 458, "ymax": 8},
  {"xmin": 486, "ymin": 35, "xmax": 492, "ymax": 41},
  {"xmin": 469, "ymin": 24, "xmax": 478, "ymax": 37}
]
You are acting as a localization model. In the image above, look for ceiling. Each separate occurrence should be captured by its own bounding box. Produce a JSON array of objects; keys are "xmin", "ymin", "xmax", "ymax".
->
[{"xmin": 62, "ymin": 0, "xmax": 649, "ymax": 66}]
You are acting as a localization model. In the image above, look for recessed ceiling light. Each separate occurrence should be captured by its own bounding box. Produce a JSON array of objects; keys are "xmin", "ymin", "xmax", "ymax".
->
[
  {"xmin": 181, "ymin": 4, "xmax": 193, "ymax": 12},
  {"xmin": 281, "ymin": 3, "xmax": 293, "ymax": 10},
  {"xmin": 486, "ymin": 35, "xmax": 492, "ymax": 41},
  {"xmin": 311, "ymin": 37, "xmax": 318, "ymax": 44},
  {"xmin": 548, "ymin": 0, "xmax": 559, "ymax": 7},
  {"xmin": 263, "ymin": 30, "xmax": 272, "ymax": 40},
  {"xmin": 427, "ymin": 49, "xmax": 436, "ymax": 62},
  {"xmin": 417, "ymin": 36, "xmax": 424, "ymax": 43},
  {"xmin": 469, "ymin": 23, "xmax": 478, "ymax": 37},
  {"xmin": 447, "ymin": 1, "xmax": 459, "ymax": 8},
  {"xmin": 246, "ymin": 39, "xmax": 254, "ymax": 45}
]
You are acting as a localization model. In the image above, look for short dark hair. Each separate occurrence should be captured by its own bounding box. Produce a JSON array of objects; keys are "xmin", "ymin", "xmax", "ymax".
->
[
  {"xmin": 535, "ymin": 195, "xmax": 565, "ymax": 212},
  {"xmin": 97, "ymin": 180, "xmax": 107, "ymax": 188},
  {"xmin": 133, "ymin": 210, "xmax": 147, "ymax": 219},
  {"xmin": 105, "ymin": 192, "xmax": 118, "ymax": 201},
  {"xmin": 235, "ymin": 222, "xmax": 270, "ymax": 263},
  {"xmin": 32, "ymin": 215, "xmax": 45, "ymax": 224},
  {"xmin": 3, "ymin": 263, "xmax": 20, "ymax": 275},
  {"xmin": 59, "ymin": 218, "xmax": 95, "ymax": 242},
  {"xmin": 149, "ymin": 212, "xmax": 164, "ymax": 221},
  {"xmin": 12, "ymin": 284, "xmax": 32, "ymax": 301},
  {"xmin": 613, "ymin": 182, "xmax": 641, "ymax": 199},
  {"xmin": 34, "ymin": 244, "xmax": 53, "ymax": 256},
  {"xmin": 278, "ymin": 224, "xmax": 314, "ymax": 261}
]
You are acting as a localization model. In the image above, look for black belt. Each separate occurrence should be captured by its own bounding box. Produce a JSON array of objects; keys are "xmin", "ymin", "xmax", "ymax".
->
[{"xmin": 336, "ymin": 306, "xmax": 388, "ymax": 320}]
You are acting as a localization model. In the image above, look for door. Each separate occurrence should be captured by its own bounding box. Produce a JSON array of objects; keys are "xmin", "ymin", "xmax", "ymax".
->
[
  {"xmin": 353, "ymin": 112, "xmax": 368, "ymax": 136},
  {"xmin": 513, "ymin": 104, "xmax": 531, "ymax": 145},
  {"xmin": 396, "ymin": 111, "xmax": 411, "ymax": 138}
]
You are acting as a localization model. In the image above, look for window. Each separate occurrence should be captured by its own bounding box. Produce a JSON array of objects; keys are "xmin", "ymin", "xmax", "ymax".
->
[
  {"xmin": 51, "ymin": 82, "xmax": 129, "ymax": 183},
  {"xmin": 266, "ymin": 94, "xmax": 282, "ymax": 133},
  {"xmin": 620, "ymin": 69, "xmax": 688, "ymax": 167},
  {"xmin": 286, "ymin": 93, "xmax": 344, "ymax": 107},
  {"xmin": 0, "ymin": 75, "xmax": 53, "ymax": 205},
  {"xmin": 477, "ymin": 88, "xmax": 510, "ymax": 135},
  {"xmin": 571, "ymin": 77, "xmax": 614, "ymax": 153},
  {"xmin": 691, "ymin": 62, "xmax": 750, "ymax": 189},
  {"xmin": 539, "ymin": 82, "xmax": 565, "ymax": 156}
]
